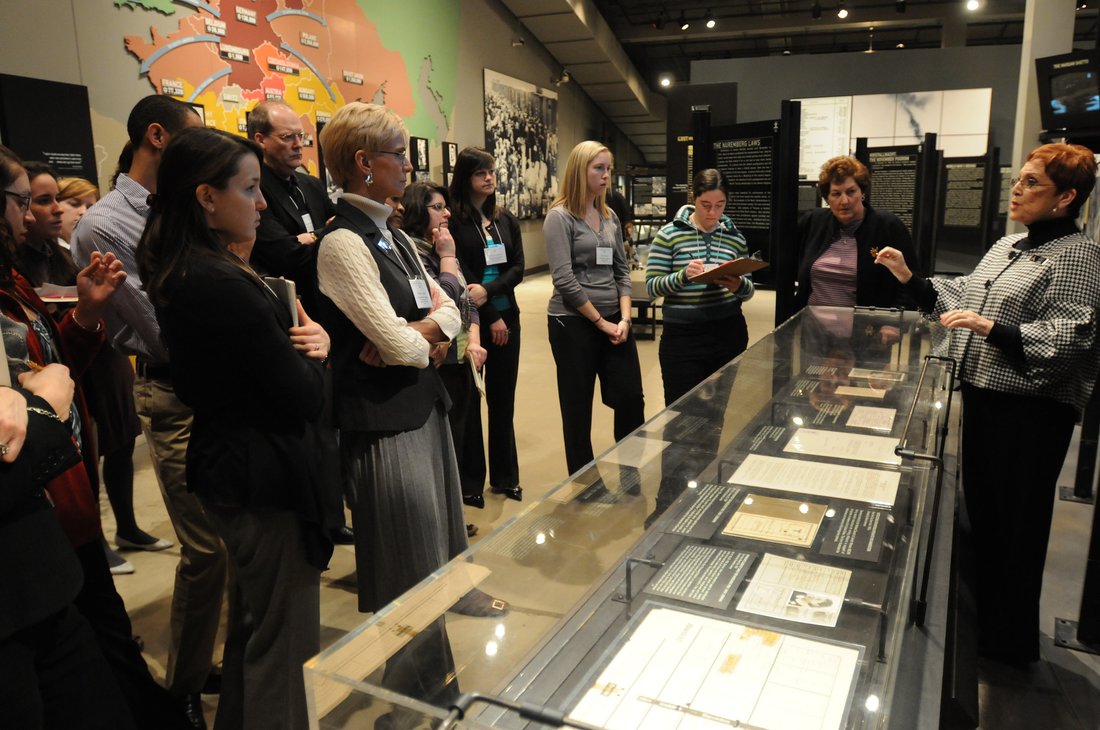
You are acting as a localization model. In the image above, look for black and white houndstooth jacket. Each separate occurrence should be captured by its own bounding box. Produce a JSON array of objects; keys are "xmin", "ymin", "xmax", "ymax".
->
[{"xmin": 931, "ymin": 231, "xmax": 1100, "ymax": 414}]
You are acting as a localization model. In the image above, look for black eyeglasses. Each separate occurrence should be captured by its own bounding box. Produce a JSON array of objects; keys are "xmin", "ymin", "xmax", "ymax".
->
[
  {"xmin": 377, "ymin": 150, "xmax": 409, "ymax": 164},
  {"xmin": 3, "ymin": 190, "xmax": 30, "ymax": 212}
]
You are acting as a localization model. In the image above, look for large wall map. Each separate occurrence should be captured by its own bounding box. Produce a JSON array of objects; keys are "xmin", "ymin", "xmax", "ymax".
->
[{"xmin": 117, "ymin": 0, "xmax": 451, "ymax": 177}]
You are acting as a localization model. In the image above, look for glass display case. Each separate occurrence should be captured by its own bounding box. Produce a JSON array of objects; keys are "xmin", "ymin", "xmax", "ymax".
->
[{"xmin": 305, "ymin": 306, "xmax": 958, "ymax": 730}]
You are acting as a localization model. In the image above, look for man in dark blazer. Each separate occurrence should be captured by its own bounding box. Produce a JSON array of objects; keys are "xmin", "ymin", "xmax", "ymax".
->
[{"xmin": 249, "ymin": 100, "xmax": 335, "ymax": 315}]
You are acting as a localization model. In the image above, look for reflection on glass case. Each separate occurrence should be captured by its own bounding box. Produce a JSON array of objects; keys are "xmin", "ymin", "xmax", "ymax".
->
[{"xmin": 305, "ymin": 307, "xmax": 957, "ymax": 730}]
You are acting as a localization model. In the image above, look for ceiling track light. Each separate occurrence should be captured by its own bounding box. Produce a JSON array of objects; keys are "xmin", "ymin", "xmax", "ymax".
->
[
  {"xmin": 865, "ymin": 26, "xmax": 875, "ymax": 53},
  {"xmin": 679, "ymin": 12, "xmax": 690, "ymax": 30},
  {"xmin": 965, "ymin": 0, "xmax": 979, "ymax": 9},
  {"xmin": 812, "ymin": 0, "xmax": 822, "ymax": 19},
  {"xmin": 705, "ymin": 9, "xmax": 716, "ymax": 29},
  {"xmin": 837, "ymin": 2, "xmax": 849, "ymax": 19}
]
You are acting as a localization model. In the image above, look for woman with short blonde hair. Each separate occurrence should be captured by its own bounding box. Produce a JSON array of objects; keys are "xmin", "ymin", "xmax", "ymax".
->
[
  {"xmin": 543, "ymin": 140, "xmax": 643, "ymax": 476},
  {"xmin": 316, "ymin": 102, "xmax": 470, "ymax": 615}
]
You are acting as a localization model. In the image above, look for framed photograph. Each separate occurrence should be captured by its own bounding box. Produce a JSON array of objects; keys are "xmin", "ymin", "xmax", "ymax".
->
[
  {"xmin": 410, "ymin": 136, "xmax": 429, "ymax": 172},
  {"xmin": 483, "ymin": 68, "xmax": 558, "ymax": 219},
  {"xmin": 442, "ymin": 141, "xmax": 458, "ymax": 188}
]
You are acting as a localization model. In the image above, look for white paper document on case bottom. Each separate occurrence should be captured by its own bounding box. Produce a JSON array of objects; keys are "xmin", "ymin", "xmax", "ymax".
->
[
  {"xmin": 730, "ymin": 454, "xmax": 900, "ymax": 507},
  {"xmin": 569, "ymin": 607, "xmax": 859, "ymax": 730}
]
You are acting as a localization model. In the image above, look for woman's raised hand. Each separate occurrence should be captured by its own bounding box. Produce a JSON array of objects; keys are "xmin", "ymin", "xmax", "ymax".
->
[{"xmin": 873, "ymin": 247, "xmax": 913, "ymax": 284}]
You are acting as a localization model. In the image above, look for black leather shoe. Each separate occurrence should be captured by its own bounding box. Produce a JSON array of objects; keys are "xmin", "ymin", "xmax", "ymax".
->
[
  {"xmin": 330, "ymin": 526, "xmax": 355, "ymax": 545},
  {"xmin": 466, "ymin": 523, "xmax": 479, "ymax": 537},
  {"xmin": 180, "ymin": 694, "xmax": 207, "ymax": 730},
  {"xmin": 201, "ymin": 669, "xmax": 221, "ymax": 695},
  {"xmin": 450, "ymin": 588, "xmax": 509, "ymax": 617},
  {"xmin": 462, "ymin": 494, "xmax": 485, "ymax": 509},
  {"xmin": 491, "ymin": 485, "xmax": 523, "ymax": 502}
]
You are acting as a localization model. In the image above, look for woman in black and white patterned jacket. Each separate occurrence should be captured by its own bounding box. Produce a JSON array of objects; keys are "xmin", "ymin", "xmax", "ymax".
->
[{"xmin": 875, "ymin": 143, "xmax": 1100, "ymax": 665}]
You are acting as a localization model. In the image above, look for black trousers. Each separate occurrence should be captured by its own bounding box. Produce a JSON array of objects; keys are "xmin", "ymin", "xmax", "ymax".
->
[
  {"xmin": 439, "ymin": 362, "xmax": 486, "ymax": 499},
  {"xmin": 0, "ymin": 604, "xmax": 135, "ymax": 730},
  {"xmin": 960, "ymin": 383, "xmax": 1076, "ymax": 663},
  {"xmin": 73, "ymin": 541, "xmax": 191, "ymax": 730},
  {"xmin": 658, "ymin": 313, "xmax": 748, "ymax": 407},
  {"xmin": 483, "ymin": 308, "xmax": 522, "ymax": 490},
  {"xmin": 548, "ymin": 314, "xmax": 645, "ymax": 476}
]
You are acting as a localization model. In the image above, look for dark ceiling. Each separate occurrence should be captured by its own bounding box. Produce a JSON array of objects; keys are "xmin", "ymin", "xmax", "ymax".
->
[
  {"xmin": 589, "ymin": 0, "xmax": 1097, "ymax": 90},
  {"xmin": 501, "ymin": 0, "xmax": 1098, "ymax": 165}
]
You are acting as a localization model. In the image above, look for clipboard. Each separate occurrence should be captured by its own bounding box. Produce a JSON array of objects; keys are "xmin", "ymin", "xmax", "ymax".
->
[{"xmin": 688, "ymin": 257, "xmax": 769, "ymax": 285}]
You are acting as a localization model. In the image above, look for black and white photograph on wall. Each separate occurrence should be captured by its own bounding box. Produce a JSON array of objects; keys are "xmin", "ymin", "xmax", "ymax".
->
[
  {"xmin": 483, "ymin": 68, "xmax": 558, "ymax": 219},
  {"xmin": 1086, "ymin": 153, "xmax": 1100, "ymax": 244},
  {"xmin": 410, "ymin": 136, "xmax": 430, "ymax": 182},
  {"xmin": 442, "ymin": 141, "xmax": 458, "ymax": 188}
]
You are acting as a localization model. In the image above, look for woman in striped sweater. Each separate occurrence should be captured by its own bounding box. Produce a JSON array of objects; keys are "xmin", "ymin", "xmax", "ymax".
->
[{"xmin": 645, "ymin": 168, "xmax": 755, "ymax": 406}]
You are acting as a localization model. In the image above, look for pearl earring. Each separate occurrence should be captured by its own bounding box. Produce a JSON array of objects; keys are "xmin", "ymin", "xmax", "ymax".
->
[{"xmin": 365, "ymin": 171, "xmax": 373, "ymax": 186}]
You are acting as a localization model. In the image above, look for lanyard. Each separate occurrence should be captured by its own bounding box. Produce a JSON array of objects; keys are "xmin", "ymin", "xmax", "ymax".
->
[
  {"xmin": 476, "ymin": 217, "xmax": 503, "ymax": 248},
  {"xmin": 380, "ymin": 230, "xmax": 424, "ymax": 280}
]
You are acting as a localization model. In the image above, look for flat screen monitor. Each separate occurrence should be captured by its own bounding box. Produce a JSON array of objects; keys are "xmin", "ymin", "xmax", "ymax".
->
[{"xmin": 1037, "ymin": 51, "xmax": 1100, "ymax": 132}]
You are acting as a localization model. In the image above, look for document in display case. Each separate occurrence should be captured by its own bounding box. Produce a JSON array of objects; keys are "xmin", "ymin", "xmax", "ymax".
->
[{"xmin": 305, "ymin": 307, "xmax": 958, "ymax": 730}]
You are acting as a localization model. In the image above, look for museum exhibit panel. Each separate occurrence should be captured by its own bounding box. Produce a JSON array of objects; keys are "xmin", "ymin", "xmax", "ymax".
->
[{"xmin": 305, "ymin": 306, "xmax": 959, "ymax": 730}]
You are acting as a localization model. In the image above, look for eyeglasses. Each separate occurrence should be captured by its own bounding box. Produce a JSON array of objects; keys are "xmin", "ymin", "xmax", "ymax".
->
[
  {"xmin": 271, "ymin": 131, "xmax": 306, "ymax": 144},
  {"xmin": 427, "ymin": 203, "xmax": 449, "ymax": 212},
  {"xmin": 472, "ymin": 169, "xmax": 495, "ymax": 178},
  {"xmin": 377, "ymin": 150, "xmax": 409, "ymax": 164},
  {"xmin": 3, "ymin": 190, "xmax": 30, "ymax": 212},
  {"xmin": 1010, "ymin": 177, "xmax": 1053, "ymax": 190}
]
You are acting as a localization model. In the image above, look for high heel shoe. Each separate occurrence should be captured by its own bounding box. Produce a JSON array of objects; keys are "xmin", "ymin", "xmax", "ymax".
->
[
  {"xmin": 463, "ymin": 494, "xmax": 485, "ymax": 509},
  {"xmin": 491, "ymin": 485, "xmax": 523, "ymax": 502}
]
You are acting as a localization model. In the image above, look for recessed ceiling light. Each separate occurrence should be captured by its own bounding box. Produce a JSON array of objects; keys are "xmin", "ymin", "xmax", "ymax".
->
[
  {"xmin": 966, "ymin": 0, "xmax": 979, "ymax": 10},
  {"xmin": 659, "ymin": 75, "xmax": 672, "ymax": 88}
]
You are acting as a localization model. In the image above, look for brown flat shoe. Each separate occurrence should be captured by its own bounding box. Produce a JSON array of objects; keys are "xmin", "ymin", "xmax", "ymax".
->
[{"xmin": 450, "ymin": 588, "xmax": 508, "ymax": 617}]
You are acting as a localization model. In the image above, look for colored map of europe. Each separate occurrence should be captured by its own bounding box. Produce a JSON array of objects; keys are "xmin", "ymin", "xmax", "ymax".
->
[{"xmin": 118, "ymin": 0, "xmax": 418, "ymax": 176}]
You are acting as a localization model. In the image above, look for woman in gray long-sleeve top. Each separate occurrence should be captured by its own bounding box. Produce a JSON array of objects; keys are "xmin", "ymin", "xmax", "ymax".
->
[{"xmin": 544, "ymin": 140, "xmax": 644, "ymax": 476}]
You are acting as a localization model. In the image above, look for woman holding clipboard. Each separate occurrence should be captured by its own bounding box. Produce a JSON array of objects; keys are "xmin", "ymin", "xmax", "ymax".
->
[{"xmin": 645, "ymin": 168, "xmax": 756, "ymax": 405}]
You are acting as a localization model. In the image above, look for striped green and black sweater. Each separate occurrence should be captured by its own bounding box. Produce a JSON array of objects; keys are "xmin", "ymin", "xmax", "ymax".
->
[{"xmin": 644, "ymin": 205, "xmax": 755, "ymax": 324}]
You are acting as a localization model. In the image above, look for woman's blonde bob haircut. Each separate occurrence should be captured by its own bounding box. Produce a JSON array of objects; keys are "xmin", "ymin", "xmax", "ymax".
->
[
  {"xmin": 551, "ymin": 140, "xmax": 612, "ymax": 220},
  {"xmin": 57, "ymin": 176, "xmax": 100, "ymax": 203},
  {"xmin": 319, "ymin": 102, "xmax": 407, "ymax": 190}
]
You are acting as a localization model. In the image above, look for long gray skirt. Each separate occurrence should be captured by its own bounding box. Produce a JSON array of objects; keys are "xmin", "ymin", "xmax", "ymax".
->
[{"xmin": 341, "ymin": 404, "xmax": 470, "ymax": 613}]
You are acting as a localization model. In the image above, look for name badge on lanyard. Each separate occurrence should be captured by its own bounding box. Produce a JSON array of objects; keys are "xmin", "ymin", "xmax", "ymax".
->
[
  {"xmin": 301, "ymin": 213, "xmax": 315, "ymax": 233},
  {"xmin": 595, "ymin": 245, "xmax": 613, "ymax": 266},
  {"xmin": 409, "ymin": 278, "xmax": 433, "ymax": 309},
  {"xmin": 485, "ymin": 242, "xmax": 507, "ymax": 265}
]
